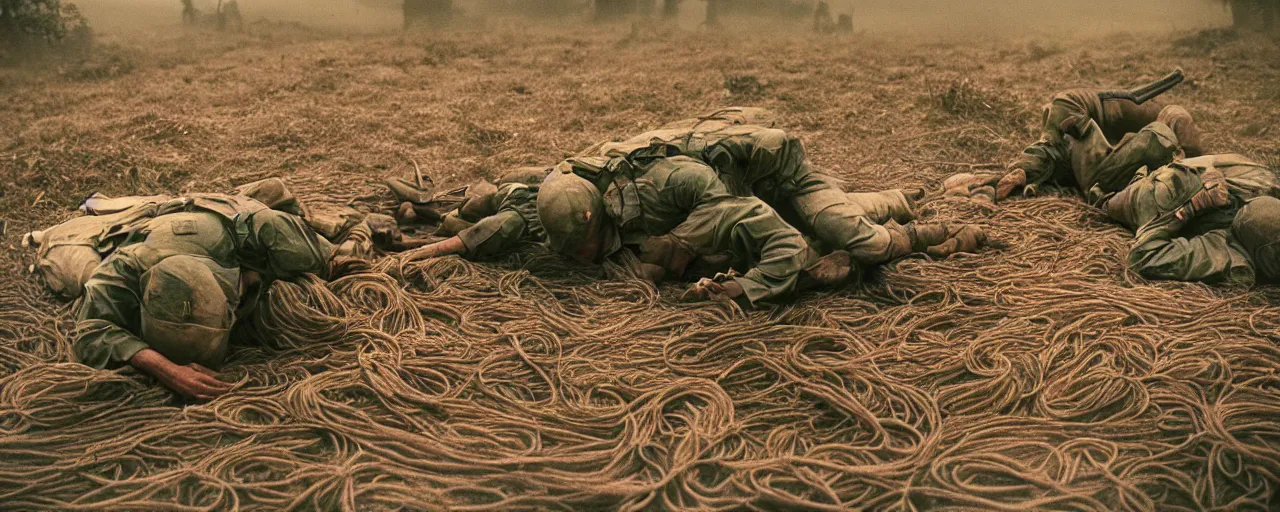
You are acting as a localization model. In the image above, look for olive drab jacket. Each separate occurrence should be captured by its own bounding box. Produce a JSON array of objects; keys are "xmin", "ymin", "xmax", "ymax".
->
[
  {"xmin": 73, "ymin": 202, "xmax": 333, "ymax": 369},
  {"xmin": 588, "ymin": 107, "xmax": 805, "ymax": 201},
  {"xmin": 1120, "ymin": 155, "xmax": 1280, "ymax": 286},
  {"xmin": 30, "ymin": 193, "xmax": 271, "ymax": 300},
  {"xmin": 452, "ymin": 183, "xmax": 545, "ymax": 259},
  {"xmin": 586, "ymin": 107, "xmax": 912, "ymax": 264},
  {"xmin": 1105, "ymin": 154, "xmax": 1280, "ymax": 232},
  {"xmin": 29, "ymin": 203, "xmax": 162, "ymax": 300},
  {"xmin": 28, "ymin": 179, "xmax": 366, "ymax": 301},
  {"xmin": 553, "ymin": 154, "xmax": 809, "ymax": 306},
  {"xmin": 1011, "ymin": 88, "xmax": 1203, "ymax": 199}
]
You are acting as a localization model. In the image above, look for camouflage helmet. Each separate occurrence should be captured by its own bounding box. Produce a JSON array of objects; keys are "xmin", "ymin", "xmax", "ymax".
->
[
  {"xmin": 140, "ymin": 255, "xmax": 236, "ymax": 369},
  {"xmin": 536, "ymin": 171, "xmax": 619, "ymax": 260},
  {"xmin": 1234, "ymin": 196, "xmax": 1280, "ymax": 281}
]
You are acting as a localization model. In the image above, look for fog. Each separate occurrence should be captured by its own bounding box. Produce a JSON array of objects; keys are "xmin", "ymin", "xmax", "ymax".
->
[{"xmin": 73, "ymin": 0, "xmax": 1231, "ymax": 36}]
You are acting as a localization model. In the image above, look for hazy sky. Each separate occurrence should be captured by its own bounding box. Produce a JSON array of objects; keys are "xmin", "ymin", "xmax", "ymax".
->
[{"xmin": 73, "ymin": 0, "xmax": 1232, "ymax": 35}]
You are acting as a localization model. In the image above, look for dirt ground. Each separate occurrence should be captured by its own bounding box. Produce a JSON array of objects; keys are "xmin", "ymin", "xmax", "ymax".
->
[{"xmin": 1, "ymin": 8, "xmax": 1280, "ymax": 510}]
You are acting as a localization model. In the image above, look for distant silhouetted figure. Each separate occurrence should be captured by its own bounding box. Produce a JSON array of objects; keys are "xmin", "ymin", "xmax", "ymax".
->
[
  {"xmin": 404, "ymin": 0, "xmax": 453, "ymax": 29},
  {"xmin": 596, "ymin": 0, "xmax": 637, "ymax": 21},
  {"xmin": 181, "ymin": 0, "xmax": 197, "ymax": 26},
  {"xmin": 704, "ymin": 0, "xmax": 722, "ymax": 26},
  {"xmin": 662, "ymin": 0, "xmax": 680, "ymax": 18},
  {"xmin": 813, "ymin": 1, "xmax": 833, "ymax": 33},
  {"xmin": 836, "ymin": 13, "xmax": 852, "ymax": 32},
  {"xmin": 216, "ymin": 0, "xmax": 242, "ymax": 32},
  {"xmin": 179, "ymin": 0, "xmax": 241, "ymax": 32}
]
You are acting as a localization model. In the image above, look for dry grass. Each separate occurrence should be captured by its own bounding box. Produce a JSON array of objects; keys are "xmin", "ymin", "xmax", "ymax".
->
[{"xmin": 2, "ymin": 18, "xmax": 1280, "ymax": 510}]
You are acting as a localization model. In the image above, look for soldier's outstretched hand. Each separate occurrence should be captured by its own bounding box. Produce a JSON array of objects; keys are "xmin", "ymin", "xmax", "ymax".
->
[
  {"xmin": 130, "ymin": 348, "xmax": 234, "ymax": 401},
  {"xmin": 166, "ymin": 360, "xmax": 234, "ymax": 401},
  {"xmin": 942, "ymin": 169, "xmax": 1027, "ymax": 204},
  {"xmin": 162, "ymin": 362, "xmax": 233, "ymax": 401},
  {"xmin": 680, "ymin": 276, "xmax": 744, "ymax": 303}
]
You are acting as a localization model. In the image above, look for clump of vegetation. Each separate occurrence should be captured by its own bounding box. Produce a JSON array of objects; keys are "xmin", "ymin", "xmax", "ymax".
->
[
  {"xmin": 1025, "ymin": 41, "xmax": 1063, "ymax": 61},
  {"xmin": 0, "ymin": 0, "xmax": 92, "ymax": 64},
  {"xmin": 1172, "ymin": 28, "xmax": 1240, "ymax": 53},
  {"xmin": 723, "ymin": 73, "xmax": 768, "ymax": 99},
  {"xmin": 455, "ymin": 117, "xmax": 512, "ymax": 155},
  {"xmin": 927, "ymin": 77, "xmax": 1011, "ymax": 120},
  {"xmin": 57, "ymin": 51, "xmax": 132, "ymax": 81}
]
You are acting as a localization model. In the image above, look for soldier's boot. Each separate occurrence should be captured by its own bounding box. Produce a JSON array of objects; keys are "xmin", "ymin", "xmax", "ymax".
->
[
  {"xmin": 996, "ymin": 169, "xmax": 1027, "ymax": 200},
  {"xmin": 354, "ymin": 213, "xmax": 432, "ymax": 251},
  {"xmin": 942, "ymin": 173, "xmax": 999, "ymax": 204},
  {"xmin": 902, "ymin": 187, "xmax": 926, "ymax": 210},
  {"xmin": 396, "ymin": 202, "xmax": 419, "ymax": 224},
  {"xmin": 385, "ymin": 178, "xmax": 435, "ymax": 205},
  {"xmin": 969, "ymin": 186, "xmax": 996, "ymax": 204},
  {"xmin": 885, "ymin": 222, "xmax": 987, "ymax": 260},
  {"xmin": 396, "ymin": 201, "xmax": 445, "ymax": 225}
]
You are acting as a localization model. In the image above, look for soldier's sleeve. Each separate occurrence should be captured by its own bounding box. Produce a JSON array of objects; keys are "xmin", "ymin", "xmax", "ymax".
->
[
  {"xmin": 457, "ymin": 211, "xmax": 528, "ymax": 259},
  {"xmin": 1011, "ymin": 139, "xmax": 1066, "ymax": 191},
  {"xmin": 1011, "ymin": 89, "xmax": 1096, "ymax": 191},
  {"xmin": 456, "ymin": 184, "xmax": 541, "ymax": 259},
  {"xmin": 1128, "ymin": 213, "xmax": 1256, "ymax": 286},
  {"xmin": 669, "ymin": 195, "xmax": 809, "ymax": 307},
  {"xmin": 73, "ymin": 251, "xmax": 149, "ymax": 369}
]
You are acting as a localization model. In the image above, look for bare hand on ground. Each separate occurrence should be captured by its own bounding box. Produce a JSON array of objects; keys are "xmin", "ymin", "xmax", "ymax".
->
[
  {"xmin": 161, "ymin": 363, "xmax": 233, "ymax": 401},
  {"xmin": 680, "ymin": 277, "xmax": 744, "ymax": 302}
]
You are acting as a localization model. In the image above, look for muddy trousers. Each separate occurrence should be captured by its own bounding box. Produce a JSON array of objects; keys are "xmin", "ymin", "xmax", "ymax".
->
[
  {"xmin": 1072, "ymin": 115, "xmax": 1185, "ymax": 201},
  {"xmin": 768, "ymin": 171, "xmax": 916, "ymax": 265}
]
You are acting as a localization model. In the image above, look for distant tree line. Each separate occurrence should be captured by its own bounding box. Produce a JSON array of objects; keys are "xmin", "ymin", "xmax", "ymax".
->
[
  {"xmin": 404, "ymin": 0, "xmax": 819, "ymax": 27},
  {"xmin": 0, "ymin": 0, "xmax": 90, "ymax": 61}
]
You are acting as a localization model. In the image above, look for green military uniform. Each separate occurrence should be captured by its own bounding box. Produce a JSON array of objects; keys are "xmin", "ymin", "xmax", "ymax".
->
[
  {"xmin": 542, "ymin": 154, "xmax": 809, "ymax": 307},
  {"xmin": 1121, "ymin": 156, "xmax": 1280, "ymax": 286},
  {"xmin": 30, "ymin": 179, "xmax": 389, "ymax": 301},
  {"xmin": 74, "ymin": 203, "xmax": 333, "ymax": 370},
  {"xmin": 1011, "ymin": 88, "xmax": 1204, "ymax": 200},
  {"xmin": 27, "ymin": 203, "xmax": 162, "ymax": 300},
  {"xmin": 448, "ymin": 183, "xmax": 545, "ymax": 259},
  {"xmin": 32, "ymin": 193, "xmax": 280, "ymax": 300},
  {"xmin": 1103, "ymin": 154, "xmax": 1280, "ymax": 231},
  {"xmin": 588, "ymin": 107, "xmax": 917, "ymax": 264},
  {"xmin": 416, "ymin": 109, "xmax": 930, "ymax": 265},
  {"xmin": 1129, "ymin": 210, "xmax": 1256, "ymax": 286},
  {"xmin": 422, "ymin": 167, "xmax": 552, "ymax": 259}
]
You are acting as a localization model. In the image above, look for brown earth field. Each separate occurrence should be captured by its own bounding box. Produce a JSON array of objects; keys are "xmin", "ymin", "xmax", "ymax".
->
[{"xmin": 2, "ymin": 13, "xmax": 1280, "ymax": 511}]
